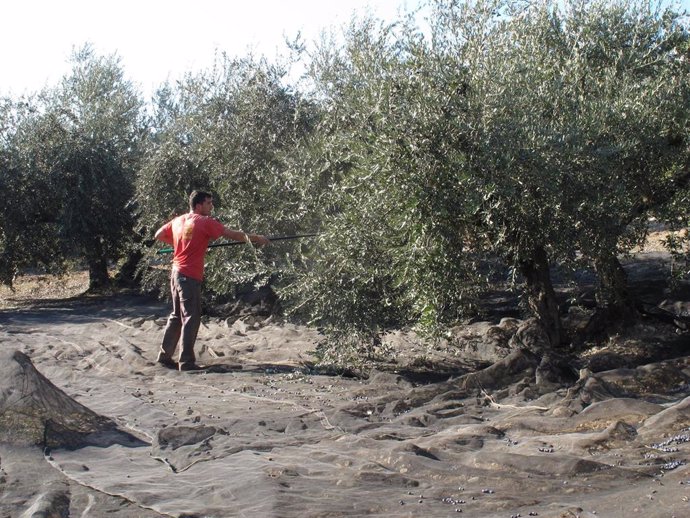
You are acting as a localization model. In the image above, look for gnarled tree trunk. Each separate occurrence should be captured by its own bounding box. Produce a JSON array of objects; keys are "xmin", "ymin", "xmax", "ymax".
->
[
  {"xmin": 594, "ymin": 253, "xmax": 637, "ymax": 323},
  {"xmin": 579, "ymin": 253, "xmax": 638, "ymax": 341},
  {"xmin": 114, "ymin": 249, "xmax": 142, "ymax": 288},
  {"xmin": 519, "ymin": 245, "xmax": 563, "ymax": 348}
]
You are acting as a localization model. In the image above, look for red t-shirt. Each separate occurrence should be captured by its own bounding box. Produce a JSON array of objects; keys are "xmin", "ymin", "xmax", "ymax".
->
[{"xmin": 157, "ymin": 213, "xmax": 225, "ymax": 281}]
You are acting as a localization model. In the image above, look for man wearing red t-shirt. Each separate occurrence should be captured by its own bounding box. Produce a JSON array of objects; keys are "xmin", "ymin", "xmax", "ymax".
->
[{"xmin": 154, "ymin": 190, "xmax": 270, "ymax": 371}]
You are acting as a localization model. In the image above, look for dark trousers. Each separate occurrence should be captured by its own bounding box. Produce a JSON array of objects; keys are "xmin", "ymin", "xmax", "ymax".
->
[{"xmin": 159, "ymin": 269, "xmax": 202, "ymax": 367}]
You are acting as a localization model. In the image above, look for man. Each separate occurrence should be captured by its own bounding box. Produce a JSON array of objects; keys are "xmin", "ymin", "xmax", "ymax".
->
[{"xmin": 154, "ymin": 190, "xmax": 270, "ymax": 371}]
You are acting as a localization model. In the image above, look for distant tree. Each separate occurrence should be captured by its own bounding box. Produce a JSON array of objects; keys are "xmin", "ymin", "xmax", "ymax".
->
[
  {"xmin": 0, "ymin": 45, "xmax": 145, "ymax": 290},
  {"xmin": 0, "ymin": 96, "xmax": 71, "ymax": 286},
  {"xmin": 50, "ymin": 45, "xmax": 145, "ymax": 290}
]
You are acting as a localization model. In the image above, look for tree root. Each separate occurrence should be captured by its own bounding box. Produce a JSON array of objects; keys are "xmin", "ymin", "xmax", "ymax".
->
[{"xmin": 456, "ymin": 349, "xmax": 538, "ymax": 392}]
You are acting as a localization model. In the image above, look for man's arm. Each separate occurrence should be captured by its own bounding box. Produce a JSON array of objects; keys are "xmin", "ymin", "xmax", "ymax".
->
[
  {"xmin": 222, "ymin": 227, "xmax": 270, "ymax": 246},
  {"xmin": 154, "ymin": 225, "xmax": 174, "ymax": 245}
]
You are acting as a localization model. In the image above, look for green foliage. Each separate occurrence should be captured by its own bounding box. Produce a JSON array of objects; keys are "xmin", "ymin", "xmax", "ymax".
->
[
  {"xmin": 429, "ymin": 0, "xmax": 690, "ymax": 264},
  {"xmin": 136, "ymin": 55, "xmax": 319, "ymax": 298},
  {"xmin": 0, "ymin": 97, "xmax": 65, "ymax": 284},
  {"xmin": 52, "ymin": 45, "xmax": 145, "ymax": 287},
  {"xmin": 0, "ymin": 45, "xmax": 145, "ymax": 289},
  {"xmin": 281, "ymin": 15, "xmax": 487, "ymax": 346},
  {"xmin": 283, "ymin": 0, "xmax": 690, "ymax": 354}
]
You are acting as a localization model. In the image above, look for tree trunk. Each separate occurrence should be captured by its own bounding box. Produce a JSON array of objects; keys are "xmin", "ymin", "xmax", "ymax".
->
[
  {"xmin": 577, "ymin": 254, "xmax": 638, "ymax": 343},
  {"xmin": 114, "ymin": 250, "xmax": 143, "ymax": 288},
  {"xmin": 594, "ymin": 254, "xmax": 637, "ymax": 323},
  {"xmin": 519, "ymin": 246, "xmax": 562, "ymax": 348},
  {"xmin": 576, "ymin": 253, "xmax": 639, "ymax": 343},
  {"xmin": 87, "ymin": 240, "xmax": 110, "ymax": 292}
]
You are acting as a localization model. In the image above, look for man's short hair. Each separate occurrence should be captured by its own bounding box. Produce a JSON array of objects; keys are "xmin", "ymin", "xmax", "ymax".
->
[{"xmin": 189, "ymin": 190, "xmax": 212, "ymax": 210}]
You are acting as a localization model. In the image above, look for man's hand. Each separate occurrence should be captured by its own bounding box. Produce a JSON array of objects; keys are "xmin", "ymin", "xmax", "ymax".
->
[
  {"xmin": 222, "ymin": 227, "xmax": 270, "ymax": 246},
  {"xmin": 250, "ymin": 234, "xmax": 271, "ymax": 247}
]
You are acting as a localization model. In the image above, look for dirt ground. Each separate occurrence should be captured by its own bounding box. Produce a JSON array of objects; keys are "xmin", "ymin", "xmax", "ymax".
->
[{"xmin": 1, "ymin": 236, "xmax": 690, "ymax": 518}]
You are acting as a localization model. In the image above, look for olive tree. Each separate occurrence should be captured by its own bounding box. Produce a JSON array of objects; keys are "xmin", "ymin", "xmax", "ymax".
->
[
  {"xmin": 47, "ymin": 45, "xmax": 145, "ymax": 290},
  {"xmin": 280, "ymin": 15, "xmax": 488, "ymax": 357},
  {"xmin": 0, "ymin": 97, "xmax": 65, "ymax": 285},
  {"xmin": 396, "ymin": 0, "xmax": 690, "ymax": 346},
  {"xmin": 285, "ymin": 0, "xmax": 690, "ymax": 356},
  {"xmin": 436, "ymin": 0, "xmax": 690, "ymax": 339}
]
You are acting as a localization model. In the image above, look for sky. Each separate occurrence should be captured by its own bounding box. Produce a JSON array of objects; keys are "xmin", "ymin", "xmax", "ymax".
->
[
  {"xmin": 0, "ymin": 0, "xmax": 420, "ymax": 99},
  {"xmin": 2, "ymin": 0, "xmax": 688, "ymax": 100}
]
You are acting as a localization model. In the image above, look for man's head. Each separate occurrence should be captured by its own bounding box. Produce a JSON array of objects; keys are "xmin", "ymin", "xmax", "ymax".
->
[{"xmin": 189, "ymin": 190, "xmax": 214, "ymax": 216}]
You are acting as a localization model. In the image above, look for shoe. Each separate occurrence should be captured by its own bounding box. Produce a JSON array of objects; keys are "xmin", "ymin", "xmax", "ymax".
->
[
  {"xmin": 178, "ymin": 362, "xmax": 204, "ymax": 371},
  {"xmin": 156, "ymin": 356, "xmax": 178, "ymax": 369}
]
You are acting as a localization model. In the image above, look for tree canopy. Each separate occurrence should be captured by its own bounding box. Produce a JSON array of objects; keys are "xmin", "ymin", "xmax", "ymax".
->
[
  {"xmin": 282, "ymin": 0, "xmax": 690, "ymax": 352},
  {"xmin": 1, "ymin": 44, "xmax": 144, "ymax": 290}
]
